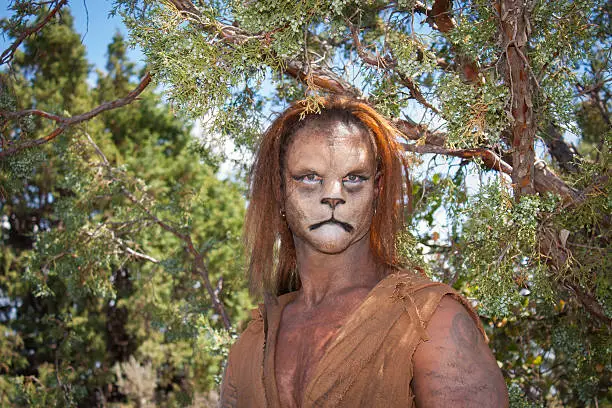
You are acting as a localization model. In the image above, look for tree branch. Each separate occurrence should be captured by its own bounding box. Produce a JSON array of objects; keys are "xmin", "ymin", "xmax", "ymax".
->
[
  {"xmin": 284, "ymin": 60, "xmax": 361, "ymax": 97},
  {"xmin": 348, "ymin": 21, "xmax": 440, "ymax": 113},
  {"xmin": 0, "ymin": 0, "xmax": 68, "ymax": 65},
  {"xmin": 532, "ymin": 160, "xmax": 581, "ymax": 202},
  {"xmin": 413, "ymin": 0, "xmax": 456, "ymax": 32},
  {"xmin": 166, "ymin": 0, "xmax": 361, "ymax": 98},
  {"xmin": 565, "ymin": 282, "xmax": 611, "ymax": 326},
  {"xmin": 402, "ymin": 143, "xmax": 513, "ymax": 174},
  {"xmin": 541, "ymin": 123, "xmax": 580, "ymax": 174},
  {"xmin": 122, "ymin": 245, "xmax": 160, "ymax": 264},
  {"xmin": 393, "ymin": 118, "xmax": 447, "ymax": 146},
  {"xmin": 83, "ymin": 132, "xmax": 233, "ymax": 330},
  {"xmin": 2, "ymin": 108, "xmax": 63, "ymax": 122},
  {"xmin": 396, "ymin": 124, "xmax": 580, "ymax": 203},
  {"xmin": 347, "ymin": 21, "xmax": 391, "ymax": 68},
  {"xmin": 395, "ymin": 72, "xmax": 440, "ymax": 113},
  {"xmin": 428, "ymin": 0, "xmax": 456, "ymax": 32},
  {"xmin": 0, "ymin": 72, "xmax": 152, "ymax": 159},
  {"xmin": 413, "ymin": 0, "xmax": 481, "ymax": 83},
  {"xmin": 122, "ymin": 190, "xmax": 233, "ymax": 330}
]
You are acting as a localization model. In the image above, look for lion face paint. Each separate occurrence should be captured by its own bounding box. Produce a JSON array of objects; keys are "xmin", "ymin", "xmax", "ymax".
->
[{"xmin": 282, "ymin": 119, "xmax": 378, "ymax": 255}]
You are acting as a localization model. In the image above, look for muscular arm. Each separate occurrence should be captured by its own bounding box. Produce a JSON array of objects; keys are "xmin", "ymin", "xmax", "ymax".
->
[{"xmin": 412, "ymin": 295, "xmax": 509, "ymax": 407}]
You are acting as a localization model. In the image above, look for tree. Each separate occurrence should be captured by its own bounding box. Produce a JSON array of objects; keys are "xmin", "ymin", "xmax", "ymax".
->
[
  {"xmin": 1, "ymin": 0, "xmax": 610, "ymax": 406},
  {"xmin": 1, "ymin": 5, "xmax": 248, "ymax": 406}
]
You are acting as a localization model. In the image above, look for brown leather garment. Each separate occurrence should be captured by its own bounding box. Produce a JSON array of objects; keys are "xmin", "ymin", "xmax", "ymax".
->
[{"xmin": 220, "ymin": 271, "xmax": 486, "ymax": 407}]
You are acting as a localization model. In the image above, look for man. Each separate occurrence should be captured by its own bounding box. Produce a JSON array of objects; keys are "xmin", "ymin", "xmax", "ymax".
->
[{"xmin": 220, "ymin": 96, "xmax": 508, "ymax": 407}]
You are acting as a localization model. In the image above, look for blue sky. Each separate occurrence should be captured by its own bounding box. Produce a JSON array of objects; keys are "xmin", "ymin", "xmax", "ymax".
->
[{"xmin": 1, "ymin": 0, "xmax": 144, "ymax": 77}]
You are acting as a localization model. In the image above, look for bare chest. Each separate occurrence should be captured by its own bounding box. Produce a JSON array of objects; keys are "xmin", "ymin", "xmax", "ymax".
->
[
  {"xmin": 274, "ymin": 316, "xmax": 344, "ymax": 407},
  {"xmin": 271, "ymin": 288, "xmax": 375, "ymax": 407}
]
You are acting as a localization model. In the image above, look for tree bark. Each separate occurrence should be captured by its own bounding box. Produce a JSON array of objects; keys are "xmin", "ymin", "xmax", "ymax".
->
[{"xmin": 498, "ymin": 0, "xmax": 537, "ymax": 198}]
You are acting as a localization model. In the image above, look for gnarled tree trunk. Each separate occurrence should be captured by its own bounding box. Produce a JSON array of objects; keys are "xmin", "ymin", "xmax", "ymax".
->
[{"xmin": 498, "ymin": 0, "xmax": 537, "ymax": 199}]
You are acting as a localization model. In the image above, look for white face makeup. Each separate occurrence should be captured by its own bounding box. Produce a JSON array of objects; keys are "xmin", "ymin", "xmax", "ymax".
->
[{"xmin": 283, "ymin": 119, "xmax": 378, "ymax": 255}]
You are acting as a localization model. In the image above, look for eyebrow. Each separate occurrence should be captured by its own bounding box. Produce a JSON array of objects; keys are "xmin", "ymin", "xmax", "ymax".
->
[
  {"xmin": 286, "ymin": 150, "xmax": 376, "ymax": 175},
  {"xmin": 287, "ymin": 166, "xmax": 374, "ymax": 177},
  {"xmin": 344, "ymin": 165, "xmax": 373, "ymax": 174},
  {"xmin": 287, "ymin": 166, "xmax": 319, "ymax": 175}
]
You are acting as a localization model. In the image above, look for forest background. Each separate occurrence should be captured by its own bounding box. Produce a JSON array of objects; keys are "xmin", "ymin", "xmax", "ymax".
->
[{"xmin": 0, "ymin": 0, "xmax": 609, "ymax": 407}]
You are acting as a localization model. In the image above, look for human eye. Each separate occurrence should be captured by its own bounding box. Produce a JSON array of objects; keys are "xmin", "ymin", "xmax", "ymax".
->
[
  {"xmin": 294, "ymin": 174, "xmax": 323, "ymax": 185},
  {"xmin": 342, "ymin": 174, "xmax": 369, "ymax": 184}
]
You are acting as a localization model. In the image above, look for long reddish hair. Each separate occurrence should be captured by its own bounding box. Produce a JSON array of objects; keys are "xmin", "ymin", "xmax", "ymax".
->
[{"xmin": 244, "ymin": 96, "xmax": 410, "ymax": 296}]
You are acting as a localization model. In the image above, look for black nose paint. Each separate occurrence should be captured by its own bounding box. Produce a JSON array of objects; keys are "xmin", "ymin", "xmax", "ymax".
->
[{"xmin": 309, "ymin": 217, "xmax": 354, "ymax": 233}]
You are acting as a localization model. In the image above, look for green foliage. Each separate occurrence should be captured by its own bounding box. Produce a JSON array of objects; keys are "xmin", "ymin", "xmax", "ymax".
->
[
  {"xmin": 461, "ymin": 181, "xmax": 559, "ymax": 316},
  {"xmin": 508, "ymin": 384, "xmax": 543, "ymax": 408},
  {"xmin": 395, "ymin": 228, "xmax": 430, "ymax": 275},
  {"xmin": 447, "ymin": 0, "xmax": 499, "ymax": 64},
  {"xmin": 530, "ymin": 0, "xmax": 595, "ymax": 127},
  {"xmin": 369, "ymin": 77, "xmax": 402, "ymax": 117},
  {"xmin": 387, "ymin": 32, "xmax": 437, "ymax": 79},
  {"xmin": 1, "ymin": 8, "xmax": 250, "ymax": 405},
  {"xmin": 552, "ymin": 142, "xmax": 611, "ymax": 303},
  {"xmin": 436, "ymin": 75, "xmax": 509, "ymax": 148},
  {"xmin": 576, "ymin": 101, "xmax": 610, "ymax": 147},
  {"xmin": 117, "ymin": 0, "xmax": 273, "ymax": 155}
]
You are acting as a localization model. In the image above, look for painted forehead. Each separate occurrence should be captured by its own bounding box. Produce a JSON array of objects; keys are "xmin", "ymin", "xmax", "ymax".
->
[{"xmin": 286, "ymin": 115, "xmax": 378, "ymax": 157}]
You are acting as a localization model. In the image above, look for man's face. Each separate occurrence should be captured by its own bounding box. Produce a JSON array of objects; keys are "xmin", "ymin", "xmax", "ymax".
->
[{"xmin": 282, "ymin": 118, "xmax": 379, "ymax": 254}]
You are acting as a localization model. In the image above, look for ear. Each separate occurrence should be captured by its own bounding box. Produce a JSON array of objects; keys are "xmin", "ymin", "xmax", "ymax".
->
[
  {"xmin": 374, "ymin": 171, "xmax": 383, "ymax": 196},
  {"xmin": 372, "ymin": 171, "xmax": 382, "ymax": 211}
]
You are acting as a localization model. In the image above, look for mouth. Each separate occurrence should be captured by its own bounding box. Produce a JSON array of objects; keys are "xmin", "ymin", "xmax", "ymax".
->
[{"xmin": 309, "ymin": 217, "xmax": 354, "ymax": 233}]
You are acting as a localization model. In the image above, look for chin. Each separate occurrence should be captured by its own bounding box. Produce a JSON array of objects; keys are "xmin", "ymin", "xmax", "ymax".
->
[
  {"xmin": 308, "ymin": 230, "xmax": 368, "ymax": 254},
  {"xmin": 290, "ymin": 224, "xmax": 369, "ymax": 255},
  {"xmin": 311, "ymin": 240, "xmax": 352, "ymax": 255}
]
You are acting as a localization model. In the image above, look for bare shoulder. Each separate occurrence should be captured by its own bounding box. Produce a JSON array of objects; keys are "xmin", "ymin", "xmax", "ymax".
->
[{"xmin": 412, "ymin": 295, "xmax": 509, "ymax": 408}]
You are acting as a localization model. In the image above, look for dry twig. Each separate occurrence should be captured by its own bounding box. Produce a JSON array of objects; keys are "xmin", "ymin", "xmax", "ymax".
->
[
  {"xmin": 0, "ymin": 0, "xmax": 68, "ymax": 65},
  {"xmin": 0, "ymin": 72, "xmax": 152, "ymax": 159}
]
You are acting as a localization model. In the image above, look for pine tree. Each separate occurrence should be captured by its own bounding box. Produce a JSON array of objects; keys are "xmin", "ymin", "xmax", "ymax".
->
[{"xmin": 1, "ymin": 6, "xmax": 248, "ymax": 406}]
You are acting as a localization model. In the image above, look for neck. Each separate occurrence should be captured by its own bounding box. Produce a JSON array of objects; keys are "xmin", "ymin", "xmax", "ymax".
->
[{"xmin": 292, "ymin": 233, "xmax": 382, "ymax": 308}]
